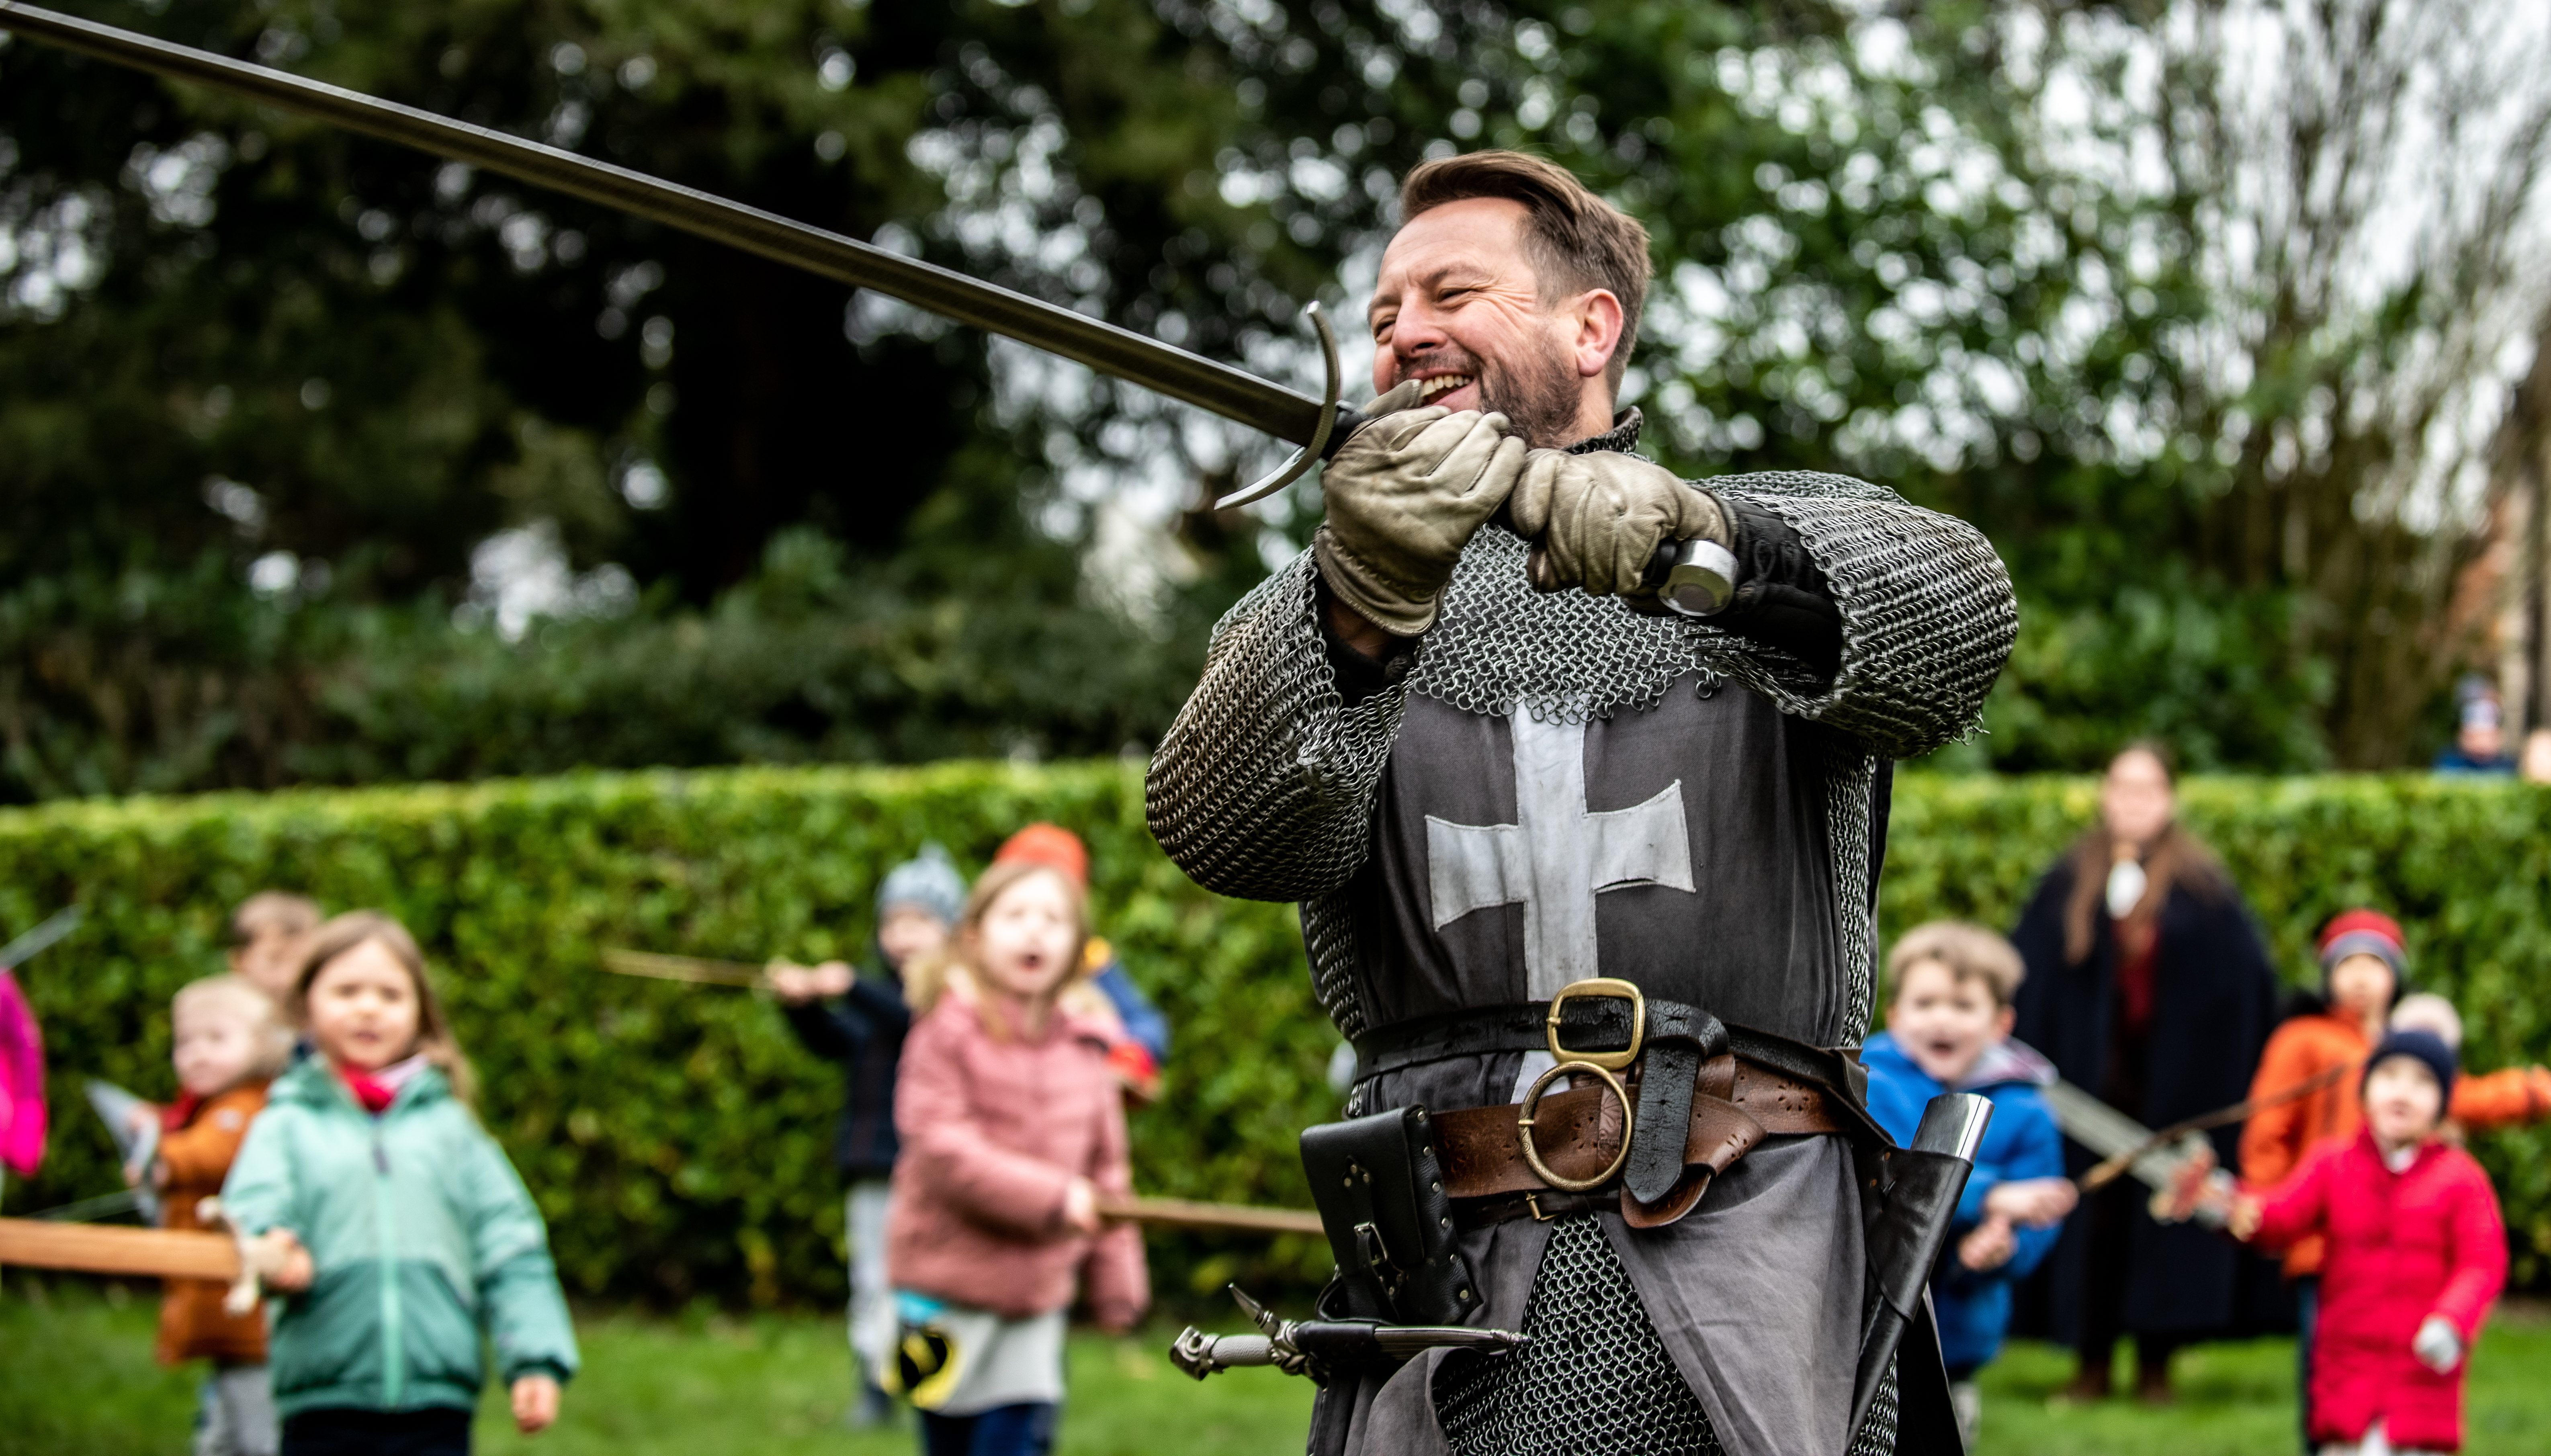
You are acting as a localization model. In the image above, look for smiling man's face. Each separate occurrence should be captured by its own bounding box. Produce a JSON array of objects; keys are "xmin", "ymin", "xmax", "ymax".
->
[{"xmin": 1367, "ymin": 196, "xmax": 1621, "ymax": 446}]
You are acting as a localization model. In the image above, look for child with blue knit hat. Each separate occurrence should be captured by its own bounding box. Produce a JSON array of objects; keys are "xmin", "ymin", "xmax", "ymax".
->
[{"xmin": 769, "ymin": 843, "xmax": 967, "ymax": 1428}]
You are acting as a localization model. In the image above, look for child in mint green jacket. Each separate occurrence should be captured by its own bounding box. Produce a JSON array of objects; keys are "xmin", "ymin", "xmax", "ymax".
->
[{"xmin": 224, "ymin": 911, "xmax": 577, "ymax": 1456}]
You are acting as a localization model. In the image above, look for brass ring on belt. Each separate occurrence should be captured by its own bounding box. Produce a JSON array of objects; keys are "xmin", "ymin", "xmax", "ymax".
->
[{"xmin": 1517, "ymin": 1059, "xmax": 1634, "ymax": 1194}]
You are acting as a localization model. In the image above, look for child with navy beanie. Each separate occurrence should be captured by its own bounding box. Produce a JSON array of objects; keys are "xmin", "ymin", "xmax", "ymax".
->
[{"xmin": 2231, "ymin": 1030, "xmax": 2506, "ymax": 1455}]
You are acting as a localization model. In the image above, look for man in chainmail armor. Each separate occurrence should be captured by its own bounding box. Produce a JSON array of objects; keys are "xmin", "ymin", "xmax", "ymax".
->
[{"xmin": 1146, "ymin": 152, "xmax": 2015, "ymax": 1456}]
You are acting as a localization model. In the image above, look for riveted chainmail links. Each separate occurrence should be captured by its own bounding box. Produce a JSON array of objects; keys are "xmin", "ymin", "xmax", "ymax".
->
[
  {"xmin": 1430, "ymin": 1215, "xmax": 1903, "ymax": 1456},
  {"xmin": 1145, "ymin": 450, "xmax": 2014, "ymax": 1042},
  {"xmin": 1435, "ymin": 1215, "xmax": 1724, "ymax": 1456}
]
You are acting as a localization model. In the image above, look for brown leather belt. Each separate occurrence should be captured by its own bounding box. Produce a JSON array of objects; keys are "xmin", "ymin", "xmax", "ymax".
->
[{"xmin": 1433, "ymin": 1051, "xmax": 1845, "ymax": 1230}]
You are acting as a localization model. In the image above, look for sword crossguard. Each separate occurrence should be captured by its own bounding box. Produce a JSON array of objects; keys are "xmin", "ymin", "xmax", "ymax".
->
[{"xmin": 1217, "ymin": 303, "xmax": 1349, "ymax": 510}]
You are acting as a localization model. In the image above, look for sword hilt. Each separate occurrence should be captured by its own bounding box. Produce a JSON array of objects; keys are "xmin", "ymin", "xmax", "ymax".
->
[{"xmin": 1216, "ymin": 303, "xmax": 1349, "ymax": 510}]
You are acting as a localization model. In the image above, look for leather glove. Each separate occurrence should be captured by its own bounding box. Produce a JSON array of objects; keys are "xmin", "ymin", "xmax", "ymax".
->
[
  {"xmin": 1315, "ymin": 379, "xmax": 1527, "ymax": 636},
  {"xmin": 1507, "ymin": 450, "xmax": 1731, "ymax": 600}
]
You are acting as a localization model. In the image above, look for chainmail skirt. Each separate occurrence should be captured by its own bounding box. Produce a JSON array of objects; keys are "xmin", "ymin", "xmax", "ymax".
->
[
  {"xmin": 1430, "ymin": 1214, "xmax": 1899, "ymax": 1456},
  {"xmin": 1433, "ymin": 1215, "xmax": 1724, "ymax": 1456}
]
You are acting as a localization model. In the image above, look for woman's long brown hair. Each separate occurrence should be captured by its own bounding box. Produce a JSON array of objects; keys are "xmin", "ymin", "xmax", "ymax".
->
[
  {"xmin": 293, "ymin": 911, "xmax": 477, "ymax": 1105},
  {"xmin": 2060, "ymin": 742, "xmax": 2228, "ymax": 965}
]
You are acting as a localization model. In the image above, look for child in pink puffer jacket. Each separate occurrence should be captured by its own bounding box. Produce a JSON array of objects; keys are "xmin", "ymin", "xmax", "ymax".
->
[{"xmin": 885, "ymin": 860, "xmax": 1148, "ymax": 1456}]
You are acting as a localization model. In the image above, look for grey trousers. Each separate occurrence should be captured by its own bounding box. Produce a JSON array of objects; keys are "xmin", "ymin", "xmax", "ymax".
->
[
  {"xmin": 194, "ymin": 1362, "xmax": 278, "ymax": 1456},
  {"xmin": 848, "ymin": 1178, "xmax": 896, "ymax": 1390}
]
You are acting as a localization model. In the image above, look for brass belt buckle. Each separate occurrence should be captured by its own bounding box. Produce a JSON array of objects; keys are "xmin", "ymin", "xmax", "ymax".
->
[
  {"xmin": 1517, "ymin": 1060, "xmax": 1633, "ymax": 1194},
  {"xmin": 1545, "ymin": 977, "xmax": 1645, "ymax": 1071}
]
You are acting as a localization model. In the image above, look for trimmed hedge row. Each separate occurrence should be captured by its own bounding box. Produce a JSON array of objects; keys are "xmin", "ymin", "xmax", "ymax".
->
[{"xmin": 2, "ymin": 766, "xmax": 2546, "ymax": 1304}]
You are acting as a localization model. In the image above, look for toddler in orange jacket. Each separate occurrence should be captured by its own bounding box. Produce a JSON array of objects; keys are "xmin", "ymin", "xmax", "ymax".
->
[{"xmin": 149, "ymin": 975, "xmax": 295, "ymax": 1456}]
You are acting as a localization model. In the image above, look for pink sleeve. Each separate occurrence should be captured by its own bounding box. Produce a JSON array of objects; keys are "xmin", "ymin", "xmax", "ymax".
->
[
  {"xmin": 1080, "ymin": 1058, "xmax": 1148, "ymax": 1329},
  {"xmin": 893, "ymin": 1015, "xmax": 1073, "ymax": 1236},
  {"xmin": 1082, "ymin": 1221, "xmax": 1150, "ymax": 1332},
  {"xmin": 2432, "ymin": 1158, "xmax": 2508, "ymax": 1338},
  {"xmin": 2247, "ymin": 1146, "xmax": 2334, "ymax": 1251}
]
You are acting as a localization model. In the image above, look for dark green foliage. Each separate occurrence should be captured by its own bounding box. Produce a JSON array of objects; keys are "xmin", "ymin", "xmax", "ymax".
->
[
  {"xmin": 8, "ymin": 0, "xmax": 2431, "ymax": 804},
  {"xmin": 4, "ymin": 764, "xmax": 2548, "ymax": 1305}
]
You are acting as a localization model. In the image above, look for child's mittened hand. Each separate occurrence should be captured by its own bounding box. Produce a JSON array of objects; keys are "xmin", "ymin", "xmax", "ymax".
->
[
  {"xmin": 511, "ymin": 1374, "xmax": 562, "ymax": 1433},
  {"xmin": 2412, "ymin": 1315, "xmax": 2464, "ymax": 1374}
]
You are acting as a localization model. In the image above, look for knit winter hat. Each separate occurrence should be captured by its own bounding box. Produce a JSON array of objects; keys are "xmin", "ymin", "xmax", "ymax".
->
[
  {"xmin": 2364, "ymin": 1028, "xmax": 2458, "ymax": 1102},
  {"xmin": 994, "ymin": 823, "xmax": 1090, "ymax": 890},
  {"xmin": 2318, "ymin": 908, "xmax": 2406, "ymax": 989},
  {"xmin": 875, "ymin": 844, "xmax": 965, "ymax": 928}
]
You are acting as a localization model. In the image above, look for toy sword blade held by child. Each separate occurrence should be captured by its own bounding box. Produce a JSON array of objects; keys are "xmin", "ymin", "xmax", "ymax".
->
[
  {"xmin": 0, "ymin": 905, "xmax": 82, "ymax": 970},
  {"xmin": 0, "ymin": 1213, "xmax": 238, "ymax": 1280},
  {"xmin": 597, "ymin": 948, "xmax": 770, "ymax": 988}
]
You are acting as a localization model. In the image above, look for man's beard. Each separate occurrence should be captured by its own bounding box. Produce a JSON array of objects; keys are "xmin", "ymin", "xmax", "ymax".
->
[{"xmin": 1474, "ymin": 334, "xmax": 1589, "ymax": 448}]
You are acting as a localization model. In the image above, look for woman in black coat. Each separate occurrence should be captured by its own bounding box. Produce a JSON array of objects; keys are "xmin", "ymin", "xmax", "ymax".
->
[{"xmin": 2010, "ymin": 743, "xmax": 2282, "ymax": 1403}]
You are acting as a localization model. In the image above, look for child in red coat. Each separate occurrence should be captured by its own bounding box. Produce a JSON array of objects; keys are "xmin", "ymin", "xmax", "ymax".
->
[{"xmin": 2231, "ymin": 1031, "xmax": 2505, "ymax": 1455}]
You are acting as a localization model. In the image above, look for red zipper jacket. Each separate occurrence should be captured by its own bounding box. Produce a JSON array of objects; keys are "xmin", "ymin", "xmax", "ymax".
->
[{"xmin": 2250, "ymin": 1130, "xmax": 2505, "ymax": 1451}]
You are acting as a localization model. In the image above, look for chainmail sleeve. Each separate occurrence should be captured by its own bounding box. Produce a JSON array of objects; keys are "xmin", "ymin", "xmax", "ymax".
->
[
  {"xmin": 1144, "ymin": 548, "xmax": 1409, "ymax": 902},
  {"xmin": 1709, "ymin": 471, "xmax": 2015, "ymax": 761}
]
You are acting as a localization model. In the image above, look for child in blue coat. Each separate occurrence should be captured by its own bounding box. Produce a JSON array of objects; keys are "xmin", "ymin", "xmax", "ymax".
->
[{"xmin": 1863, "ymin": 921, "xmax": 2076, "ymax": 1448}]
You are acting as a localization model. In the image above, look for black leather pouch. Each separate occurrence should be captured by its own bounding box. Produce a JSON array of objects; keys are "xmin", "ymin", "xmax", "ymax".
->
[{"xmin": 1300, "ymin": 1106, "xmax": 1476, "ymax": 1326}]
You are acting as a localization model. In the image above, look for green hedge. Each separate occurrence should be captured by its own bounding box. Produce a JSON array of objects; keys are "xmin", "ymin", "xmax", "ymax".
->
[{"xmin": 2, "ymin": 766, "xmax": 2547, "ymax": 1305}]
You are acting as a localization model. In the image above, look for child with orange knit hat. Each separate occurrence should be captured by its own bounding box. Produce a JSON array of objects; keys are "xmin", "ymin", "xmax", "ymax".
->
[{"xmin": 991, "ymin": 825, "xmax": 1169, "ymax": 1098}]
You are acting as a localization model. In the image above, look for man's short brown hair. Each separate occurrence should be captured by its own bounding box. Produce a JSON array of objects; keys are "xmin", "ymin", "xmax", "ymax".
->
[
  {"xmin": 1886, "ymin": 921, "xmax": 2027, "ymax": 1009},
  {"xmin": 1398, "ymin": 150, "xmax": 1654, "ymax": 393}
]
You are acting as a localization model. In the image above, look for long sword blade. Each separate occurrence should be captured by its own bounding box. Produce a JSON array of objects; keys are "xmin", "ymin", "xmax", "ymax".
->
[{"xmin": 0, "ymin": 2, "xmax": 1331, "ymax": 445}]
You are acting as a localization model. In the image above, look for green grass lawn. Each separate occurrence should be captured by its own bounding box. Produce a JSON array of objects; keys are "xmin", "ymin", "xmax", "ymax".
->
[{"xmin": 5, "ymin": 1276, "xmax": 2549, "ymax": 1455}]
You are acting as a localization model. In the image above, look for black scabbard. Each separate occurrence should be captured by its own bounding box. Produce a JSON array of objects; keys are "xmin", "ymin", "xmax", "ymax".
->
[{"xmin": 1851, "ymin": 1093, "xmax": 1992, "ymax": 1450}]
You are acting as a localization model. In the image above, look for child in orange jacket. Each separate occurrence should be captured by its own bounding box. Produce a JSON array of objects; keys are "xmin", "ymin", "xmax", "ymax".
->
[
  {"xmin": 148, "ymin": 975, "xmax": 295, "ymax": 1456},
  {"xmin": 2388, "ymin": 995, "xmax": 2551, "ymax": 1131}
]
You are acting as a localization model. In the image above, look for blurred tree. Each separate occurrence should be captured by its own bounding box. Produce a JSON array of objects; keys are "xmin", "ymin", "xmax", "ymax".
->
[{"xmin": 6, "ymin": 0, "xmax": 2544, "ymax": 798}]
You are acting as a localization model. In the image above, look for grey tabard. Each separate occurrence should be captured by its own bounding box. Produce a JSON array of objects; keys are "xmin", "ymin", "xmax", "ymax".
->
[{"xmin": 1343, "ymin": 680, "xmax": 1844, "ymax": 1043}]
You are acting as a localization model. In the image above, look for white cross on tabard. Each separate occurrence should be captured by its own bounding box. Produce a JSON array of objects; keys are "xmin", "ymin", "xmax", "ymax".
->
[{"xmin": 1424, "ymin": 707, "xmax": 1697, "ymax": 998}]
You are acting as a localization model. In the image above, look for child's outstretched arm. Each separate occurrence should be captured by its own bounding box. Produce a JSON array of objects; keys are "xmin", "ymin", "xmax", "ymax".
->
[
  {"xmin": 2231, "ymin": 1142, "xmax": 2335, "ymax": 1248},
  {"xmin": 2450, "ymin": 1066, "xmax": 2551, "ymax": 1131},
  {"xmin": 459, "ymin": 1128, "xmax": 580, "ymax": 1433}
]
